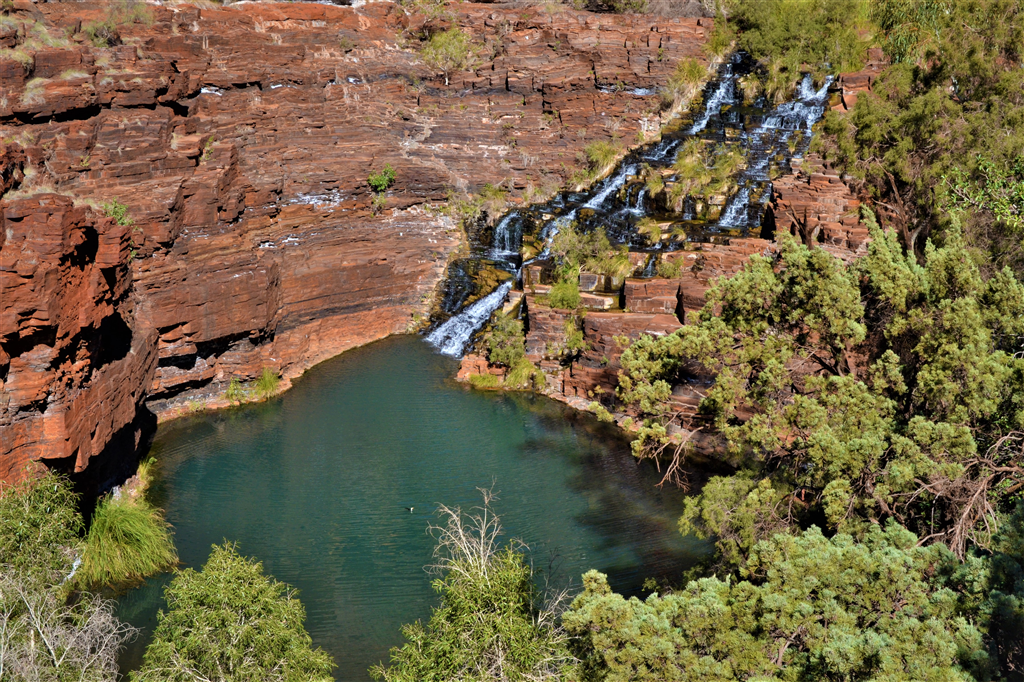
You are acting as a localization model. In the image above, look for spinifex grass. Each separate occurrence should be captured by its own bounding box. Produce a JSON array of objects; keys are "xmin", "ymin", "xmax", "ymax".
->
[{"xmin": 77, "ymin": 495, "xmax": 177, "ymax": 589}]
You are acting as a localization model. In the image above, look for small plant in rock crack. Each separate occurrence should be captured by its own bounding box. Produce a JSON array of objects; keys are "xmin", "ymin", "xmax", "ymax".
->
[
  {"xmin": 368, "ymin": 163, "xmax": 396, "ymax": 215},
  {"xmin": 367, "ymin": 163, "xmax": 396, "ymax": 193},
  {"xmin": 103, "ymin": 199, "xmax": 134, "ymax": 226},
  {"xmin": 200, "ymin": 137, "xmax": 215, "ymax": 161}
]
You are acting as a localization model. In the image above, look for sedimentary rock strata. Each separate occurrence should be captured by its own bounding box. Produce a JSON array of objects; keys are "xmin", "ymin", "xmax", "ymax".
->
[{"xmin": 1, "ymin": 0, "xmax": 713, "ymax": 481}]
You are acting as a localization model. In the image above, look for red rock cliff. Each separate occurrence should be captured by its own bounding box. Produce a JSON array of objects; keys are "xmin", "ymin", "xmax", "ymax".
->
[{"xmin": 0, "ymin": 0, "xmax": 712, "ymax": 482}]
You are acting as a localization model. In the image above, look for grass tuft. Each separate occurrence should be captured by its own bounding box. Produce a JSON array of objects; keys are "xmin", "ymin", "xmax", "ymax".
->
[{"xmin": 77, "ymin": 495, "xmax": 177, "ymax": 589}]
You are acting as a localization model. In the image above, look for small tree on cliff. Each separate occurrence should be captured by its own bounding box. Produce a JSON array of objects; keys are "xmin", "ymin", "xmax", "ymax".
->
[{"xmin": 421, "ymin": 29, "xmax": 474, "ymax": 87}]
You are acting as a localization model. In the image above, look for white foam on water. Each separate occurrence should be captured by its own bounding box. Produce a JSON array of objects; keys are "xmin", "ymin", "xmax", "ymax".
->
[
  {"xmin": 718, "ymin": 187, "xmax": 750, "ymax": 228},
  {"xmin": 689, "ymin": 69, "xmax": 735, "ymax": 134},
  {"xmin": 584, "ymin": 164, "xmax": 637, "ymax": 210},
  {"xmin": 427, "ymin": 281, "xmax": 514, "ymax": 357}
]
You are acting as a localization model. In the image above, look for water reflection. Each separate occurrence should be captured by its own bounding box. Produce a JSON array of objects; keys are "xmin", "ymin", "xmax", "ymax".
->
[{"xmin": 118, "ymin": 336, "xmax": 709, "ymax": 681}]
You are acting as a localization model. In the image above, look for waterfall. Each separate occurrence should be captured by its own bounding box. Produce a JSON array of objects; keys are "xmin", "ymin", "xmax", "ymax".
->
[
  {"xmin": 717, "ymin": 187, "xmax": 750, "ymax": 228},
  {"xmin": 689, "ymin": 65, "xmax": 735, "ymax": 134},
  {"xmin": 425, "ymin": 52, "xmax": 839, "ymax": 358},
  {"xmin": 491, "ymin": 211, "xmax": 521, "ymax": 257},
  {"xmin": 426, "ymin": 281, "xmax": 514, "ymax": 357},
  {"xmin": 584, "ymin": 164, "xmax": 637, "ymax": 210}
]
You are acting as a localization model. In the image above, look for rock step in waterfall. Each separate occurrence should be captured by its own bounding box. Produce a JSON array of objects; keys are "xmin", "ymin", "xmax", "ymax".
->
[{"xmin": 426, "ymin": 54, "xmax": 837, "ymax": 358}]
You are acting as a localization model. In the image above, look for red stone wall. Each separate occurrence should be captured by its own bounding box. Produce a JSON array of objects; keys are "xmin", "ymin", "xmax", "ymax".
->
[{"xmin": 0, "ymin": 1, "xmax": 713, "ymax": 481}]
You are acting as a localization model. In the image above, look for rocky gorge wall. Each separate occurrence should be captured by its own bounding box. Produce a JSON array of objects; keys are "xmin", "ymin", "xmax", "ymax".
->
[{"xmin": 0, "ymin": 0, "xmax": 715, "ymax": 483}]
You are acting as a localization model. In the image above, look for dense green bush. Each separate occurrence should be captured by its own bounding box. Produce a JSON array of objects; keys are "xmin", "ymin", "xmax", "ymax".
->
[
  {"xmin": 547, "ymin": 280, "xmax": 582, "ymax": 310},
  {"xmin": 0, "ymin": 471, "xmax": 83, "ymax": 586},
  {"xmin": 486, "ymin": 313, "xmax": 527, "ymax": 367},
  {"xmin": 371, "ymin": 493, "xmax": 575, "ymax": 682},
  {"xmin": 367, "ymin": 163, "xmax": 396, "ymax": 194},
  {"xmin": 813, "ymin": 0, "xmax": 1024, "ymax": 269},
  {"xmin": 0, "ymin": 472, "xmax": 138, "ymax": 681},
  {"xmin": 255, "ymin": 366, "xmax": 280, "ymax": 400},
  {"xmin": 566, "ymin": 523, "xmax": 988, "ymax": 682},
  {"xmin": 133, "ymin": 543, "xmax": 335, "ymax": 682},
  {"xmin": 421, "ymin": 29, "xmax": 474, "ymax": 86},
  {"xmin": 76, "ymin": 494, "xmax": 177, "ymax": 589},
  {"xmin": 620, "ymin": 221, "xmax": 1024, "ymax": 559}
]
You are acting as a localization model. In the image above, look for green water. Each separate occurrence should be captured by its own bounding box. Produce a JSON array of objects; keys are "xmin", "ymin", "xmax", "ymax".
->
[{"xmin": 117, "ymin": 335, "xmax": 706, "ymax": 681}]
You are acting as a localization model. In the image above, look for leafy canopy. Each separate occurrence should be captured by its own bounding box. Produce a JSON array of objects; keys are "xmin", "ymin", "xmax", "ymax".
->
[
  {"xmin": 371, "ymin": 492, "xmax": 575, "ymax": 682},
  {"xmin": 132, "ymin": 543, "xmax": 335, "ymax": 682},
  {"xmin": 565, "ymin": 523, "xmax": 986, "ymax": 682},
  {"xmin": 619, "ymin": 220, "xmax": 1024, "ymax": 559}
]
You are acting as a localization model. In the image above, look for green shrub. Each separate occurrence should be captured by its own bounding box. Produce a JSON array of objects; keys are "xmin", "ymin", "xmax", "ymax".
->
[
  {"xmin": 503, "ymin": 357, "xmax": 539, "ymax": 389},
  {"xmin": 421, "ymin": 28, "xmax": 474, "ymax": 86},
  {"xmin": 102, "ymin": 198, "xmax": 134, "ymax": 226},
  {"xmin": 566, "ymin": 524, "xmax": 987, "ymax": 682},
  {"xmin": 367, "ymin": 163, "xmax": 396, "ymax": 193},
  {"xmin": 486, "ymin": 313, "xmax": 526, "ymax": 367},
  {"xmin": 663, "ymin": 57, "xmax": 706, "ymax": 104},
  {"xmin": 225, "ymin": 377, "xmax": 246, "ymax": 403},
  {"xmin": 0, "ymin": 471, "xmax": 82, "ymax": 585},
  {"xmin": 76, "ymin": 494, "xmax": 177, "ymax": 588},
  {"xmin": 588, "ymin": 401, "xmax": 615, "ymax": 422},
  {"xmin": 547, "ymin": 280, "xmax": 581, "ymax": 309},
  {"xmin": 255, "ymin": 366, "xmax": 280, "ymax": 400},
  {"xmin": 467, "ymin": 373, "xmax": 501, "ymax": 389},
  {"xmin": 83, "ymin": 0, "xmax": 153, "ymax": 47},
  {"xmin": 132, "ymin": 543, "xmax": 335, "ymax": 682},
  {"xmin": 370, "ymin": 493, "xmax": 575, "ymax": 681},
  {"xmin": 584, "ymin": 139, "xmax": 619, "ymax": 172}
]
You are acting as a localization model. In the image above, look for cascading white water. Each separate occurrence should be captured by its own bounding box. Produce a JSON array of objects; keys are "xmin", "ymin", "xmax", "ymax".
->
[
  {"xmin": 491, "ymin": 212, "xmax": 521, "ymax": 257},
  {"xmin": 584, "ymin": 164, "xmax": 637, "ymax": 210},
  {"xmin": 426, "ymin": 281, "xmax": 514, "ymax": 357},
  {"xmin": 428, "ymin": 55, "xmax": 840, "ymax": 359},
  {"xmin": 717, "ymin": 187, "xmax": 750, "ymax": 228},
  {"xmin": 689, "ymin": 67, "xmax": 735, "ymax": 134}
]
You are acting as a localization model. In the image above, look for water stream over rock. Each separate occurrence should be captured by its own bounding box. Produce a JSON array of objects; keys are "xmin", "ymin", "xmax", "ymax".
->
[{"xmin": 427, "ymin": 53, "xmax": 835, "ymax": 357}]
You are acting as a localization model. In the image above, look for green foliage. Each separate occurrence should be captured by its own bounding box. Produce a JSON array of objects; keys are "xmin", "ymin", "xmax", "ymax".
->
[
  {"xmin": 944, "ymin": 158, "xmax": 1024, "ymax": 235},
  {"xmin": 102, "ymin": 199, "xmax": 134, "ymax": 226},
  {"xmin": 547, "ymin": 280, "xmax": 582, "ymax": 310},
  {"xmin": 0, "ymin": 472, "xmax": 138, "ymax": 681},
  {"xmin": 619, "ymin": 222, "xmax": 1024, "ymax": 559},
  {"xmin": 670, "ymin": 140, "xmax": 746, "ymax": 204},
  {"xmin": 814, "ymin": 0, "xmax": 1024, "ymax": 269},
  {"xmin": 225, "ymin": 377, "xmax": 246, "ymax": 403},
  {"xmin": 368, "ymin": 163, "xmax": 396, "ymax": 194},
  {"xmin": 565, "ymin": 523, "xmax": 986, "ymax": 682},
  {"xmin": 584, "ymin": 140, "xmax": 620, "ymax": 172},
  {"xmin": 562, "ymin": 316, "xmax": 588, "ymax": 357},
  {"xmin": 548, "ymin": 224, "xmax": 632, "ymax": 283},
  {"xmin": 421, "ymin": 29, "xmax": 474, "ymax": 86},
  {"xmin": 82, "ymin": 0, "xmax": 153, "ymax": 47},
  {"xmin": 0, "ymin": 471, "xmax": 82, "ymax": 586},
  {"xmin": 588, "ymin": 401, "xmax": 615, "ymax": 423},
  {"xmin": 504, "ymin": 357, "xmax": 543, "ymax": 390},
  {"xmin": 371, "ymin": 492, "xmax": 575, "ymax": 681},
  {"xmin": 609, "ymin": 0, "xmax": 648, "ymax": 13},
  {"xmin": 663, "ymin": 57, "xmax": 706, "ymax": 105},
  {"xmin": 255, "ymin": 367, "xmax": 280, "ymax": 400},
  {"xmin": 133, "ymin": 543, "xmax": 335, "ymax": 682},
  {"xmin": 76, "ymin": 494, "xmax": 177, "ymax": 589},
  {"xmin": 468, "ymin": 373, "xmax": 501, "ymax": 390},
  {"xmin": 728, "ymin": 0, "xmax": 869, "ymax": 75},
  {"xmin": 486, "ymin": 313, "xmax": 526, "ymax": 367}
]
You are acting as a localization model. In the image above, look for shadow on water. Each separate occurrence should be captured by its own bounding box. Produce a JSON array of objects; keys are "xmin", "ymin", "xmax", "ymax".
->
[{"xmin": 116, "ymin": 336, "xmax": 710, "ymax": 682}]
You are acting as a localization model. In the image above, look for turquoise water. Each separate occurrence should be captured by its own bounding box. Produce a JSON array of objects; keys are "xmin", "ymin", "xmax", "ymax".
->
[{"xmin": 117, "ymin": 335, "xmax": 706, "ymax": 680}]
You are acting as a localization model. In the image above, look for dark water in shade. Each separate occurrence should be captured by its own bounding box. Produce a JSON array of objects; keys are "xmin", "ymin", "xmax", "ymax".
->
[{"xmin": 116, "ymin": 335, "xmax": 708, "ymax": 681}]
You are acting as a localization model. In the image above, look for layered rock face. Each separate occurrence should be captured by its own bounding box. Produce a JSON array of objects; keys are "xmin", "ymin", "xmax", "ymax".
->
[
  {"xmin": 0, "ymin": 189, "xmax": 156, "ymax": 483},
  {"xmin": 0, "ymin": 0, "xmax": 713, "ymax": 481}
]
